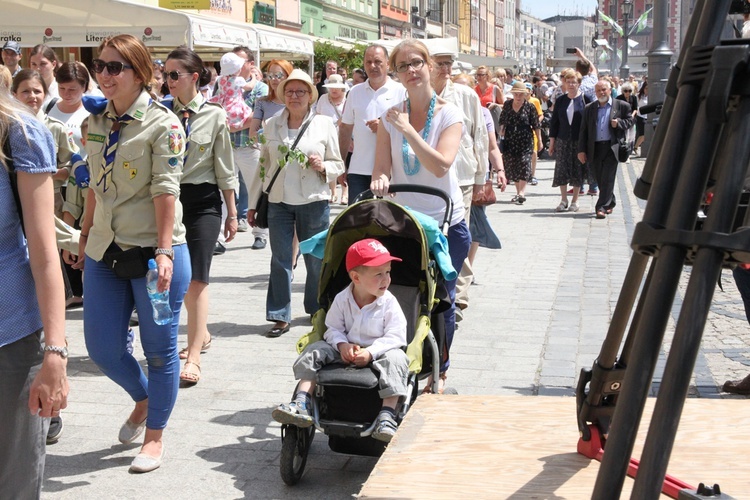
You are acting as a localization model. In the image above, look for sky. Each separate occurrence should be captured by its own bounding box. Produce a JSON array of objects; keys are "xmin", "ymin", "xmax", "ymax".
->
[{"xmin": 519, "ymin": 0, "xmax": 599, "ymax": 20}]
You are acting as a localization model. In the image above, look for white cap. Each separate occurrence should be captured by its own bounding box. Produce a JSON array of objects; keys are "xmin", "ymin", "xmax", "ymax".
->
[{"xmin": 220, "ymin": 52, "xmax": 244, "ymax": 76}]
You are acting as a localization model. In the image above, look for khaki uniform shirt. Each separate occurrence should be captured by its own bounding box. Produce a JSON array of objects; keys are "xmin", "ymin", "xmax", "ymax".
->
[
  {"xmin": 173, "ymin": 94, "xmax": 237, "ymax": 191},
  {"xmin": 42, "ymin": 113, "xmax": 78, "ymax": 192},
  {"xmin": 84, "ymin": 90, "xmax": 186, "ymax": 261}
]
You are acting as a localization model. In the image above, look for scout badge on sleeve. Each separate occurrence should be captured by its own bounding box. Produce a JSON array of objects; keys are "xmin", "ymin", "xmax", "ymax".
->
[{"xmin": 168, "ymin": 124, "xmax": 185, "ymax": 158}]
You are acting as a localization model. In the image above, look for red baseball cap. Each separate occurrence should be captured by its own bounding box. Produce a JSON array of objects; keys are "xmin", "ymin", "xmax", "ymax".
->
[{"xmin": 346, "ymin": 238, "xmax": 402, "ymax": 272}]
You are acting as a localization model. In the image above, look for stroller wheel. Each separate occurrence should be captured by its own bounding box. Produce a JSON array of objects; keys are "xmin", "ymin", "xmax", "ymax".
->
[{"xmin": 280, "ymin": 424, "xmax": 315, "ymax": 485}]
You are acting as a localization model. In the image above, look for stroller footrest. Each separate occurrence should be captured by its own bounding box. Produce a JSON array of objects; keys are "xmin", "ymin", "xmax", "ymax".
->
[
  {"xmin": 320, "ymin": 419, "xmax": 372, "ymax": 438},
  {"xmin": 317, "ymin": 364, "xmax": 379, "ymax": 389}
]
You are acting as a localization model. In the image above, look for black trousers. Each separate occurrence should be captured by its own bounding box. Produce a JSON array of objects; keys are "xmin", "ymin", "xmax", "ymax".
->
[{"xmin": 590, "ymin": 141, "xmax": 619, "ymax": 212}]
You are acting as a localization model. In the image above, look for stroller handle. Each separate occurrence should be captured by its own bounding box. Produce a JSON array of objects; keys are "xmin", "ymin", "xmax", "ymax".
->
[{"xmin": 353, "ymin": 184, "xmax": 454, "ymax": 235}]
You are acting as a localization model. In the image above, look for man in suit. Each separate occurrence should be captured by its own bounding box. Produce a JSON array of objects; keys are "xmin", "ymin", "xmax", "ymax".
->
[{"xmin": 578, "ymin": 80, "xmax": 633, "ymax": 219}]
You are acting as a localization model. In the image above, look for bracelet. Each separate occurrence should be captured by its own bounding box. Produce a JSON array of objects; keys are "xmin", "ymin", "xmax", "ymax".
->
[
  {"xmin": 227, "ymin": 216, "xmax": 238, "ymax": 220},
  {"xmin": 80, "ymin": 233, "xmax": 88, "ymax": 238}
]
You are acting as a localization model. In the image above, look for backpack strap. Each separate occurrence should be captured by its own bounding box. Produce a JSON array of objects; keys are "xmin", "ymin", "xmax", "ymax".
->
[{"xmin": 44, "ymin": 97, "xmax": 60, "ymax": 115}]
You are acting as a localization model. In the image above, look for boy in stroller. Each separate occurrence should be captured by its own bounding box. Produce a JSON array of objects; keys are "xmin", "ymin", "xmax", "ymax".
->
[{"xmin": 272, "ymin": 238, "xmax": 410, "ymax": 443}]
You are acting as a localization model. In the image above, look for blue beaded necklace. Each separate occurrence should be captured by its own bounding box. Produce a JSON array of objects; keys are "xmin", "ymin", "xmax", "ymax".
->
[{"xmin": 402, "ymin": 91, "xmax": 437, "ymax": 176}]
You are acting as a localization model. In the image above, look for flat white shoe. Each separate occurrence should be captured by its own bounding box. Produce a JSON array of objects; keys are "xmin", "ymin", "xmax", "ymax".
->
[
  {"xmin": 118, "ymin": 417, "xmax": 146, "ymax": 445},
  {"xmin": 569, "ymin": 202, "xmax": 579, "ymax": 212},
  {"xmin": 129, "ymin": 447, "xmax": 164, "ymax": 473}
]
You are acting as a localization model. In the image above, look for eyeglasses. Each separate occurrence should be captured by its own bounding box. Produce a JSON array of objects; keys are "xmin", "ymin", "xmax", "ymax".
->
[
  {"xmin": 476, "ymin": 73, "xmax": 488, "ymax": 77},
  {"xmin": 436, "ymin": 60, "xmax": 454, "ymax": 69},
  {"xmin": 395, "ymin": 59, "xmax": 425, "ymax": 73},
  {"xmin": 284, "ymin": 89, "xmax": 310, "ymax": 98},
  {"xmin": 264, "ymin": 72, "xmax": 286, "ymax": 80},
  {"xmin": 91, "ymin": 59, "xmax": 133, "ymax": 76},
  {"xmin": 166, "ymin": 71, "xmax": 192, "ymax": 81}
]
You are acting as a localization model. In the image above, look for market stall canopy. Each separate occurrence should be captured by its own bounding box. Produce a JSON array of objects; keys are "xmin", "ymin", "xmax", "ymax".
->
[
  {"xmin": 2, "ymin": 0, "xmax": 257, "ymax": 52},
  {"xmin": 255, "ymin": 25, "xmax": 314, "ymax": 61},
  {"xmin": 377, "ymin": 37, "xmax": 459, "ymax": 59}
]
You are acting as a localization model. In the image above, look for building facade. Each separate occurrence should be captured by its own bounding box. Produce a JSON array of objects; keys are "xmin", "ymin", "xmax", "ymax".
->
[
  {"xmin": 298, "ymin": 0, "xmax": 380, "ymax": 42},
  {"xmin": 545, "ymin": 16, "xmax": 596, "ymax": 72},
  {"xmin": 518, "ymin": 12, "xmax": 555, "ymax": 73}
]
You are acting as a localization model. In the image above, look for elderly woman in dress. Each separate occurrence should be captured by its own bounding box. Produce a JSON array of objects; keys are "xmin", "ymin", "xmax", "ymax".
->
[
  {"xmin": 250, "ymin": 69, "xmax": 345, "ymax": 338},
  {"xmin": 498, "ymin": 82, "xmax": 540, "ymax": 205}
]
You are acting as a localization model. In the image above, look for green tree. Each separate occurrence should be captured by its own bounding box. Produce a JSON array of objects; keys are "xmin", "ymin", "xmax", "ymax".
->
[{"xmin": 313, "ymin": 41, "xmax": 368, "ymax": 73}]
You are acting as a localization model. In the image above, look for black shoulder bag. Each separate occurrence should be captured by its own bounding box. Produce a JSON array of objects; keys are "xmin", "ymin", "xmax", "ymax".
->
[{"xmin": 254, "ymin": 116, "xmax": 314, "ymax": 229}]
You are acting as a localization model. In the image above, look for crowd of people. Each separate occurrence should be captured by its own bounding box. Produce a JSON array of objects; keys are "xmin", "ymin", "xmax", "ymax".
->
[{"xmin": 1, "ymin": 33, "xmax": 747, "ymax": 498}]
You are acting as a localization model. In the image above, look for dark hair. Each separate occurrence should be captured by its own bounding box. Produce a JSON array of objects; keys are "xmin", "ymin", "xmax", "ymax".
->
[
  {"xmin": 99, "ymin": 35, "xmax": 156, "ymax": 98},
  {"xmin": 637, "ymin": 79, "xmax": 648, "ymax": 99},
  {"xmin": 167, "ymin": 46, "xmax": 212, "ymax": 88},
  {"xmin": 29, "ymin": 44, "xmax": 60, "ymax": 77},
  {"xmin": 505, "ymin": 67, "xmax": 514, "ymax": 78},
  {"xmin": 11, "ymin": 69, "xmax": 48, "ymax": 96},
  {"xmin": 353, "ymin": 68, "xmax": 367, "ymax": 81},
  {"xmin": 532, "ymin": 75, "xmax": 542, "ymax": 84},
  {"xmin": 56, "ymin": 61, "xmax": 91, "ymax": 89},
  {"xmin": 575, "ymin": 59, "xmax": 592, "ymax": 76},
  {"xmin": 365, "ymin": 44, "xmax": 389, "ymax": 59},
  {"xmin": 233, "ymin": 46, "xmax": 255, "ymax": 64}
]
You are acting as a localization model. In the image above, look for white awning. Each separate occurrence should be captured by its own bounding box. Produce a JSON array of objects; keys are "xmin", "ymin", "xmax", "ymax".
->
[
  {"xmin": 254, "ymin": 25, "xmax": 314, "ymax": 59},
  {"xmin": 2, "ymin": 0, "xmax": 257, "ymax": 52}
]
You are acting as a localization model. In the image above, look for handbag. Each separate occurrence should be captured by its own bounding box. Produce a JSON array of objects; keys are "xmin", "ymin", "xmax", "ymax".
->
[
  {"xmin": 254, "ymin": 116, "xmax": 314, "ymax": 229},
  {"xmin": 102, "ymin": 243, "xmax": 155, "ymax": 279},
  {"xmin": 617, "ymin": 137, "xmax": 631, "ymax": 163},
  {"xmin": 472, "ymin": 174, "xmax": 497, "ymax": 207}
]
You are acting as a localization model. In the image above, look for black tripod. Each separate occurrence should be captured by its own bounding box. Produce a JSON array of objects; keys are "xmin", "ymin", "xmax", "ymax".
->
[{"xmin": 575, "ymin": 0, "xmax": 750, "ymax": 497}]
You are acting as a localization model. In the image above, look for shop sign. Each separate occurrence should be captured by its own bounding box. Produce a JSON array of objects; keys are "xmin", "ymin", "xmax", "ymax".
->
[
  {"xmin": 253, "ymin": 3, "xmax": 275, "ymax": 27},
  {"xmin": 0, "ymin": 30, "xmax": 22, "ymax": 42},
  {"xmin": 338, "ymin": 25, "xmax": 369, "ymax": 40},
  {"xmin": 159, "ymin": 0, "xmax": 210, "ymax": 8}
]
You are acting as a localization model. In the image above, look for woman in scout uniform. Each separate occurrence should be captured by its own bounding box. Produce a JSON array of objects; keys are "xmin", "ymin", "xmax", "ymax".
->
[
  {"xmin": 11, "ymin": 69, "xmax": 78, "ymax": 217},
  {"xmin": 164, "ymin": 46, "xmax": 238, "ymax": 385},
  {"xmin": 75, "ymin": 34, "xmax": 190, "ymax": 473}
]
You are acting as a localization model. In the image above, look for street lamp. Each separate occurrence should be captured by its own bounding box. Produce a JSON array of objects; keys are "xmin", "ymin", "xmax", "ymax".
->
[{"xmin": 620, "ymin": 0, "xmax": 633, "ymax": 80}]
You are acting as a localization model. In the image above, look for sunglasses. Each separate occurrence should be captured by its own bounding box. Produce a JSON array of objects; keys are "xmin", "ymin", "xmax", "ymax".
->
[
  {"xmin": 91, "ymin": 59, "xmax": 133, "ymax": 76},
  {"xmin": 264, "ymin": 72, "xmax": 286, "ymax": 80},
  {"xmin": 395, "ymin": 59, "xmax": 425, "ymax": 73},
  {"xmin": 622, "ymin": 90, "xmax": 632, "ymax": 93},
  {"xmin": 476, "ymin": 73, "xmax": 488, "ymax": 77},
  {"xmin": 166, "ymin": 71, "xmax": 192, "ymax": 81},
  {"xmin": 284, "ymin": 89, "xmax": 310, "ymax": 98}
]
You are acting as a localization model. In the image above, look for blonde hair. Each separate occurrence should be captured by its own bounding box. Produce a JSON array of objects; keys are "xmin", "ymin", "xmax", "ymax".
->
[
  {"xmin": 452, "ymin": 72, "xmax": 475, "ymax": 87},
  {"xmin": 0, "ymin": 91, "xmax": 28, "ymax": 170},
  {"xmin": 0, "ymin": 66, "xmax": 11, "ymax": 92},
  {"xmin": 389, "ymin": 40, "xmax": 433, "ymax": 73}
]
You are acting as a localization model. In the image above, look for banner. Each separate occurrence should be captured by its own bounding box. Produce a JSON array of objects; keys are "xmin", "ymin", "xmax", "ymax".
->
[
  {"xmin": 598, "ymin": 9, "xmax": 623, "ymax": 36},
  {"xmin": 159, "ymin": 0, "xmax": 210, "ymax": 9}
]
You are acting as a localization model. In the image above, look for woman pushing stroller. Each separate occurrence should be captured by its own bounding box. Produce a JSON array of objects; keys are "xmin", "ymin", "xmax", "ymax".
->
[{"xmin": 272, "ymin": 239, "xmax": 409, "ymax": 443}]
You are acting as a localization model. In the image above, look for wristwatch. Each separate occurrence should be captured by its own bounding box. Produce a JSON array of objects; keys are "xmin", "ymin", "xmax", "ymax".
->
[
  {"xmin": 155, "ymin": 247, "xmax": 174, "ymax": 260},
  {"xmin": 44, "ymin": 345, "xmax": 68, "ymax": 359}
]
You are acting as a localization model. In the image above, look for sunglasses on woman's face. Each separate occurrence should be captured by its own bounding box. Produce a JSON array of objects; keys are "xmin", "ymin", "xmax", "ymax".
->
[
  {"xmin": 91, "ymin": 59, "xmax": 133, "ymax": 76},
  {"xmin": 264, "ymin": 72, "xmax": 286, "ymax": 80},
  {"xmin": 166, "ymin": 71, "xmax": 192, "ymax": 81}
]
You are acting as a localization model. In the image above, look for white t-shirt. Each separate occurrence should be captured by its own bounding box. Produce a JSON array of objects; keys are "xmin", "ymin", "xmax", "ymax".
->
[
  {"xmin": 47, "ymin": 104, "xmax": 90, "ymax": 155},
  {"xmin": 341, "ymin": 78, "xmax": 406, "ymax": 176},
  {"xmin": 382, "ymin": 102, "xmax": 465, "ymax": 227}
]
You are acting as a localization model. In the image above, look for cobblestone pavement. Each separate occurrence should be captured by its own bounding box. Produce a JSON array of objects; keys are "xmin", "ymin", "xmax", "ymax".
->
[{"xmin": 42, "ymin": 157, "xmax": 749, "ymax": 499}]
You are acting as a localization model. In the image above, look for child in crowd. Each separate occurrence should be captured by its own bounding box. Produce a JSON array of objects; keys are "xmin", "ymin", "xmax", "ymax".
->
[
  {"xmin": 272, "ymin": 239, "xmax": 410, "ymax": 442},
  {"xmin": 210, "ymin": 51, "xmax": 252, "ymax": 129}
]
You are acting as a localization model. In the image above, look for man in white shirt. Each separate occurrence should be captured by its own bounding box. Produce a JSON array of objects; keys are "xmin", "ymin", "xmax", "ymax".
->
[{"xmin": 339, "ymin": 44, "xmax": 406, "ymax": 201}]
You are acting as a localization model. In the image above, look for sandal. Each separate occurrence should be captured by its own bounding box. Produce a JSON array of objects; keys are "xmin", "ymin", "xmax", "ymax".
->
[
  {"xmin": 421, "ymin": 373, "xmax": 446, "ymax": 395},
  {"xmin": 510, "ymin": 195, "xmax": 519, "ymax": 203},
  {"xmin": 178, "ymin": 336, "xmax": 211, "ymax": 359},
  {"xmin": 266, "ymin": 323, "xmax": 290, "ymax": 338},
  {"xmin": 180, "ymin": 361, "xmax": 201, "ymax": 384},
  {"xmin": 555, "ymin": 201, "xmax": 569, "ymax": 212}
]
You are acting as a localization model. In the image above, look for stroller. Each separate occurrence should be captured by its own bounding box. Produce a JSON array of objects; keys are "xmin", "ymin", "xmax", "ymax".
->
[{"xmin": 278, "ymin": 185, "xmax": 453, "ymax": 486}]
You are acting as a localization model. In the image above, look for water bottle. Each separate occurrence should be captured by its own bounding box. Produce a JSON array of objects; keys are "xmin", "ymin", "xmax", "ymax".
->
[{"xmin": 146, "ymin": 259, "xmax": 173, "ymax": 326}]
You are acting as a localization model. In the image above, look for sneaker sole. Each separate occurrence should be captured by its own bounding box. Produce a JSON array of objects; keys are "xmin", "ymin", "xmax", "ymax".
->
[
  {"xmin": 371, "ymin": 430, "xmax": 395, "ymax": 443},
  {"xmin": 272, "ymin": 408, "xmax": 313, "ymax": 428}
]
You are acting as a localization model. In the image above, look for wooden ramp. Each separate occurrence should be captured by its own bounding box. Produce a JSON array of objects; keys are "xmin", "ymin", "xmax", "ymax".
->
[{"xmin": 359, "ymin": 395, "xmax": 750, "ymax": 499}]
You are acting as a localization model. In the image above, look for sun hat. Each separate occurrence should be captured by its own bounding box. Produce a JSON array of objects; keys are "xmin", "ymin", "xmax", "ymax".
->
[
  {"xmin": 219, "ymin": 52, "xmax": 244, "ymax": 76},
  {"xmin": 510, "ymin": 81, "xmax": 529, "ymax": 94},
  {"xmin": 323, "ymin": 74, "xmax": 348, "ymax": 90},
  {"xmin": 346, "ymin": 239, "xmax": 402, "ymax": 272},
  {"xmin": 277, "ymin": 68, "xmax": 319, "ymax": 103},
  {"xmin": 2, "ymin": 41, "xmax": 21, "ymax": 54}
]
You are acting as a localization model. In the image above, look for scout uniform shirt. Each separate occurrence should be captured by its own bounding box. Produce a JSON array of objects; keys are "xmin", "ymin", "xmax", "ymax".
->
[
  {"xmin": 84, "ymin": 90, "xmax": 186, "ymax": 262},
  {"xmin": 41, "ymin": 113, "xmax": 78, "ymax": 192},
  {"xmin": 172, "ymin": 93, "xmax": 237, "ymax": 191}
]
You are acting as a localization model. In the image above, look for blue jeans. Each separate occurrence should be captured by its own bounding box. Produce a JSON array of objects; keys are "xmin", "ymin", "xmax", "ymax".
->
[
  {"xmin": 83, "ymin": 244, "xmax": 190, "ymax": 430},
  {"xmin": 443, "ymin": 220, "xmax": 472, "ymax": 372},
  {"xmin": 267, "ymin": 201, "xmax": 329, "ymax": 323},
  {"xmin": 347, "ymin": 173, "xmax": 372, "ymax": 204},
  {"xmin": 237, "ymin": 169, "xmax": 248, "ymax": 219}
]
